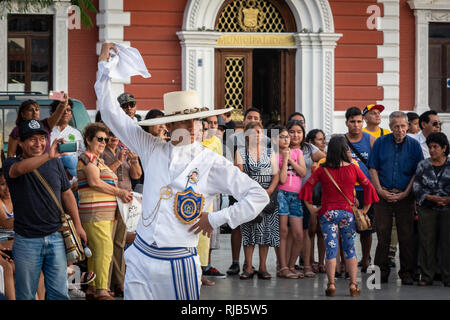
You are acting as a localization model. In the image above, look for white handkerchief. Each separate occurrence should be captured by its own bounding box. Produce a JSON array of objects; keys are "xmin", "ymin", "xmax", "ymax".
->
[{"xmin": 106, "ymin": 42, "xmax": 151, "ymax": 80}]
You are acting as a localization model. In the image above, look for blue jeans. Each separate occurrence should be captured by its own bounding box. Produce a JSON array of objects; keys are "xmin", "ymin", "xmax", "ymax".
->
[
  {"xmin": 319, "ymin": 210, "xmax": 357, "ymax": 261},
  {"xmin": 13, "ymin": 231, "xmax": 70, "ymax": 300}
]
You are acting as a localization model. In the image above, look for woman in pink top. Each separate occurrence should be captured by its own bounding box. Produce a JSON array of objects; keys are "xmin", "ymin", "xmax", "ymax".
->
[{"xmin": 276, "ymin": 126, "xmax": 306, "ymax": 278}]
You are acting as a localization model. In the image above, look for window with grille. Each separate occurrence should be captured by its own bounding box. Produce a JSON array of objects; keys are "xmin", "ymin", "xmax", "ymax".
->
[
  {"xmin": 216, "ymin": 0, "xmax": 287, "ymax": 33},
  {"xmin": 7, "ymin": 15, "xmax": 53, "ymax": 93},
  {"xmin": 224, "ymin": 57, "xmax": 245, "ymax": 110}
]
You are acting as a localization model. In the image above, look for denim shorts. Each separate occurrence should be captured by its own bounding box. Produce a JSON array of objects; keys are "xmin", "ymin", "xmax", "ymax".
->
[{"xmin": 277, "ymin": 190, "xmax": 303, "ymax": 218}]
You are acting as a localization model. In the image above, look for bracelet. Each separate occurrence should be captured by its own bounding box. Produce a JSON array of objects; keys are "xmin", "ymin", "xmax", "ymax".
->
[{"xmin": 130, "ymin": 160, "xmax": 138, "ymax": 165}]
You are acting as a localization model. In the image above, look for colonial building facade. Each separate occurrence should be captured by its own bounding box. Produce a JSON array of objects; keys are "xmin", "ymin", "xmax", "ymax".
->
[{"xmin": 1, "ymin": 0, "xmax": 450, "ymax": 136}]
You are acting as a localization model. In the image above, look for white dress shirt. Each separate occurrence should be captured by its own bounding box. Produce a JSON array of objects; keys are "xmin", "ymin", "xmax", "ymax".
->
[{"xmin": 95, "ymin": 43, "xmax": 269, "ymax": 248}]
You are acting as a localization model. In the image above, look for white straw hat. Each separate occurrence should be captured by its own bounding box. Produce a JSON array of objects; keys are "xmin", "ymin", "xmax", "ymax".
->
[{"xmin": 138, "ymin": 90, "xmax": 233, "ymax": 126}]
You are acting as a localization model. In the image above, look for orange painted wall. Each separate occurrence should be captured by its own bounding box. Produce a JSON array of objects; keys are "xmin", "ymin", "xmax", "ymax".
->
[
  {"xmin": 330, "ymin": 0, "xmax": 384, "ymax": 110},
  {"xmin": 124, "ymin": 0, "xmax": 188, "ymax": 111},
  {"xmin": 400, "ymin": 0, "xmax": 415, "ymax": 111},
  {"xmin": 68, "ymin": 0, "xmax": 99, "ymax": 110}
]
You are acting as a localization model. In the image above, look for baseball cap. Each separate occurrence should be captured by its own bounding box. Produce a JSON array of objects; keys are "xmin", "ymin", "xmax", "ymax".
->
[
  {"xmin": 60, "ymin": 155, "xmax": 77, "ymax": 177},
  {"xmin": 19, "ymin": 119, "xmax": 48, "ymax": 141},
  {"xmin": 362, "ymin": 104, "xmax": 385, "ymax": 116},
  {"xmin": 117, "ymin": 92, "xmax": 136, "ymax": 106}
]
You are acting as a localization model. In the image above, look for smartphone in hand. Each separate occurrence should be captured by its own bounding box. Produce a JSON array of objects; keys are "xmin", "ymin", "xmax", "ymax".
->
[
  {"xmin": 57, "ymin": 141, "xmax": 77, "ymax": 153},
  {"xmin": 49, "ymin": 90, "xmax": 65, "ymax": 101}
]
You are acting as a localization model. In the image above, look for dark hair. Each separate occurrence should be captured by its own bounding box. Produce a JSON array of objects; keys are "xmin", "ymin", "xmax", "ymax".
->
[
  {"xmin": 322, "ymin": 135, "xmax": 351, "ymax": 168},
  {"xmin": 407, "ymin": 112, "xmax": 419, "ymax": 123},
  {"xmin": 244, "ymin": 107, "xmax": 261, "ymax": 120},
  {"xmin": 234, "ymin": 121, "xmax": 244, "ymax": 129},
  {"xmin": 244, "ymin": 121, "xmax": 263, "ymax": 132},
  {"xmin": 419, "ymin": 110, "xmax": 438, "ymax": 130},
  {"xmin": 306, "ymin": 129, "xmax": 325, "ymax": 144},
  {"xmin": 49, "ymin": 99, "xmax": 74, "ymax": 114},
  {"xmin": 287, "ymin": 112, "xmax": 305, "ymax": 122},
  {"xmin": 95, "ymin": 111, "xmax": 102, "ymax": 123},
  {"xmin": 286, "ymin": 119, "xmax": 309, "ymax": 152},
  {"xmin": 345, "ymin": 106, "xmax": 362, "ymax": 121},
  {"xmin": 145, "ymin": 109, "xmax": 165, "ymax": 120},
  {"xmin": 83, "ymin": 122, "xmax": 109, "ymax": 148},
  {"xmin": 16, "ymin": 99, "xmax": 39, "ymax": 126},
  {"xmin": 426, "ymin": 132, "xmax": 449, "ymax": 156}
]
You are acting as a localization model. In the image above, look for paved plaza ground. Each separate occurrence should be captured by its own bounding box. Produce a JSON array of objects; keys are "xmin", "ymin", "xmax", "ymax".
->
[{"xmin": 200, "ymin": 233, "xmax": 450, "ymax": 300}]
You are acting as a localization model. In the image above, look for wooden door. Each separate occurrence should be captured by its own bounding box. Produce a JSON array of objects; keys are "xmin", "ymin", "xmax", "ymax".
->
[
  {"xmin": 429, "ymin": 38, "xmax": 450, "ymax": 112},
  {"xmin": 215, "ymin": 49, "xmax": 253, "ymax": 120},
  {"xmin": 280, "ymin": 49, "xmax": 296, "ymax": 124}
]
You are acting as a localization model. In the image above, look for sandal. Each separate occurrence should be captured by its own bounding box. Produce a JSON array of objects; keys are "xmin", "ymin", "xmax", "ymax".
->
[
  {"xmin": 80, "ymin": 272, "xmax": 96, "ymax": 285},
  {"xmin": 278, "ymin": 267, "xmax": 298, "ymax": 279},
  {"xmin": 201, "ymin": 276, "xmax": 216, "ymax": 286},
  {"xmin": 417, "ymin": 280, "xmax": 433, "ymax": 286},
  {"xmin": 349, "ymin": 282, "xmax": 360, "ymax": 297},
  {"xmin": 312, "ymin": 263, "xmax": 319, "ymax": 273},
  {"xmin": 289, "ymin": 267, "xmax": 304, "ymax": 279},
  {"xmin": 239, "ymin": 271, "xmax": 255, "ymax": 280},
  {"xmin": 325, "ymin": 282, "xmax": 335, "ymax": 297},
  {"xmin": 318, "ymin": 264, "xmax": 326, "ymax": 273},
  {"xmin": 257, "ymin": 271, "xmax": 272, "ymax": 280},
  {"xmin": 94, "ymin": 294, "xmax": 115, "ymax": 300},
  {"xmin": 304, "ymin": 266, "xmax": 316, "ymax": 278}
]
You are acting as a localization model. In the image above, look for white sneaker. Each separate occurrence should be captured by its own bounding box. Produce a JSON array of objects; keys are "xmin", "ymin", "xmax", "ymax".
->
[{"xmin": 69, "ymin": 288, "xmax": 86, "ymax": 299}]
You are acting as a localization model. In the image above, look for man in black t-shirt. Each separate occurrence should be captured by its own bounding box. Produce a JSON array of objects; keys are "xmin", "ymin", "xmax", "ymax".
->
[{"xmin": 3, "ymin": 119, "xmax": 86, "ymax": 300}]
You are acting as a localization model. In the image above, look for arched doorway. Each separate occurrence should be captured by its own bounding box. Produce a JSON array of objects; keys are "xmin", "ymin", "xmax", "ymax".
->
[
  {"xmin": 177, "ymin": 0, "xmax": 341, "ymax": 135},
  {"xmin": 214, "ymin": 0, "xmax": 296, "ymax": 125}
]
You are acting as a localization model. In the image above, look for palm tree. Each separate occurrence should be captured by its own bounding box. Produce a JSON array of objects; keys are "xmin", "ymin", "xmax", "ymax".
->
[{"xmin": 0, "ymin": 0, "xmax": 98, "ymax": 29}]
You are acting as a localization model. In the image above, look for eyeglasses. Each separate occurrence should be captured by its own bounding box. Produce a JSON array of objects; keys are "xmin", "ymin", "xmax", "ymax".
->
[
  {"xmin": 432, "ymin": 121, "xmax": 442, "ymax": 127},
  {"xmin": 279, "ymin": 135, "xmax": 290, "ymax": 140},
  {"xmin": 121, "ymin": 102, "xmax": 136, "ymax": 109},
  {"xmin": 96, "ymin": 136, "xmax": 109, "ymax": 143}
]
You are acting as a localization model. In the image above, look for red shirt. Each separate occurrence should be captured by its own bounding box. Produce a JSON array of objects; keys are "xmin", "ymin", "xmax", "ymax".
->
[{"xmin": 299, "ymin": 163, "xmax": 379, "ymax": 218}]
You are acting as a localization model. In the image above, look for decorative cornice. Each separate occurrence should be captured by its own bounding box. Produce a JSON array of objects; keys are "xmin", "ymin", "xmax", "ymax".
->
[{"xmin": 407, "ymin": 0, "xmax": 450, "ymax": 11}]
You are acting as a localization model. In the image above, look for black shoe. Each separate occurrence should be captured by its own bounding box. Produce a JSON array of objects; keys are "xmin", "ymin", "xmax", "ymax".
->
[
  {"xmin": 345, "ymin": 272, "xmax": 350, "ymax": 280},
  {"xmin": 226, "ymin": 263, "xmax": 240, "ymax": 275},
  {"xmin": 334, "ymin": 272, "xmax": 342, "ymax": 279},
  {"xmin": 388, "ymin": 258, "xmax": 396, "ymax": 268},
  {"xmin": 401, "ymin": 277, "xmax": 414, "ymax": 285}
]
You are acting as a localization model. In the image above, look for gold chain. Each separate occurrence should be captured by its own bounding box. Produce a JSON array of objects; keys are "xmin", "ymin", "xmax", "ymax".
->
[{"xmin": 142, "ymin": 186, "xmax": 173, "ymax": 228}]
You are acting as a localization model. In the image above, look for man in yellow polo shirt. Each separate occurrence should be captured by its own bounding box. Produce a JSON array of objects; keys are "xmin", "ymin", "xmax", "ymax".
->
[{"xmin": 362, "ymin": 104, "xmax": 391, "ymax": 138}]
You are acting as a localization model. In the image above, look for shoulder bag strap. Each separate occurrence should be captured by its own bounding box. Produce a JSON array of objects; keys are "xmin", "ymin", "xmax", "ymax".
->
[
  {"xmin": 345, "ymin": 134, "xmax": 367, "ymax": 165},
  {"xmin": 33, "ymin": 169, "xmax": 66, "ymax": 219},
  {"xmin": 323, "ymin": 167, "xmax": 353, "ymax": 207}
]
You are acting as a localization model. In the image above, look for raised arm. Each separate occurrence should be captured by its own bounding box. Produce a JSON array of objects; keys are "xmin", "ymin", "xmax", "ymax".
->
[{"xmin": 95, "ymin": 43, "xmax": 156, "ymax": 161}]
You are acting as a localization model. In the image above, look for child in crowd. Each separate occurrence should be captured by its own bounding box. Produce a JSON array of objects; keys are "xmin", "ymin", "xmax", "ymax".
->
[{"xmin": 276, "ymin": 126, "xmax": 306, "ymax": 278}]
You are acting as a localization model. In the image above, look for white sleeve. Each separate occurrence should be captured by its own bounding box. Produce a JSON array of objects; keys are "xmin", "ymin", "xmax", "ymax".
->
[
  {"xmin": 94, "ymin": 61, "xmax": 157, "ymax": 162},
  {"xmin": 205, "ymin": 156, "xmax": 269, "ymax": 229}
]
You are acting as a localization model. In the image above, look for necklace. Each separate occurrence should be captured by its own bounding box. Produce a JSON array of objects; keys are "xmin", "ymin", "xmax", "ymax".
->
[{"xmin": 141, "ymin": 186, "xmax": 173, "ymax": 227}]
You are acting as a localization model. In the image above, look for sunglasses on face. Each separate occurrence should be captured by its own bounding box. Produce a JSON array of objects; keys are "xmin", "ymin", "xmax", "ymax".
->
[
  {"xmin": 121, "ymin": 102, "xmax": 136, "ymax": 109},
  {"xmin": 96, "ymin": 136, "xmax": 109, "ymax": 143},
  {"xmin": 432, "ymin": 121, "xmax": 442, "ymax": 127}
]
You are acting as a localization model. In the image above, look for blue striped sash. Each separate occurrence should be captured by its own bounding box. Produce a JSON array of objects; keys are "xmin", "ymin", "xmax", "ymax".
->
[{"xmin": 133, "ymin": 234, "xmax": 200, "ymax": 300}]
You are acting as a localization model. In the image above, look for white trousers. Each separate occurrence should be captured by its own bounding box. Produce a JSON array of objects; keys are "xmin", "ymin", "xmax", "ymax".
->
[{"xmin": 123, "ymin": 243, "xmax": 202, "ymax": 300}]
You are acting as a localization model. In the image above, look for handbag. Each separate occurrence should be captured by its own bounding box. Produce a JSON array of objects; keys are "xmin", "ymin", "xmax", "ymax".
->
[
  {"xmin": 33, "ymin": 169, "xmax": 86, "ymax": 263},
  {"xmin": 323, "ymin": 168, "xmax": 371, "ymax": 232}
]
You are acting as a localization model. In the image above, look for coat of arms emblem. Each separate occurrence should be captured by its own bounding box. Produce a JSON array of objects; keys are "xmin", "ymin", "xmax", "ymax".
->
[{"xmin": 238, "ymin": 0, "xmax": 263, "ymax": 32}]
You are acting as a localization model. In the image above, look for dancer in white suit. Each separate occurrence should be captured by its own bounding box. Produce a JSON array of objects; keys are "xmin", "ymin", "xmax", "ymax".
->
[{"xmin": 95, "ymin": 43, "xmax": 269, "ymax": 300}]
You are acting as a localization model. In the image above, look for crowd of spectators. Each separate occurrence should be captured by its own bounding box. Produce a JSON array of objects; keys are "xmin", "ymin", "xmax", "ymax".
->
[{"xmin": 0, "ymin": 95, "xmax": 449, "ymax": 299}]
